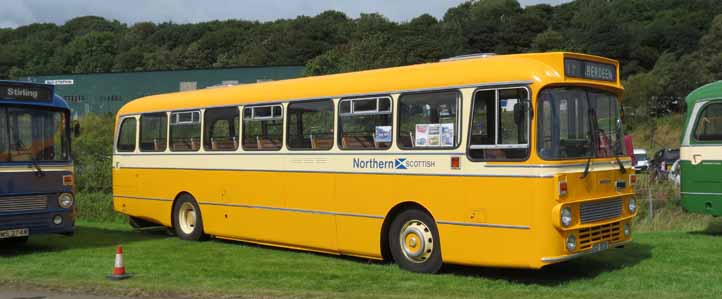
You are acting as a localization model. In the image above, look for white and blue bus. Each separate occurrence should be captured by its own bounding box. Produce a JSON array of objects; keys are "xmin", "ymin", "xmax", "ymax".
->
[{"xmin": 0, "ymin": 81, "xmax": 75, "ymax": 244}]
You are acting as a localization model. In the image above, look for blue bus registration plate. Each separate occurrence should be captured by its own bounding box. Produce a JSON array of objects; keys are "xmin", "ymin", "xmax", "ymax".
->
[{"xmin": 0, "ymin": 228, "xmax": 29, "ymax": 239}]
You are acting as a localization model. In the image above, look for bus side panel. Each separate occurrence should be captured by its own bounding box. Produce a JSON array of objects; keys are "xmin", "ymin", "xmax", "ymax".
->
[
  {"xmin": 334, "ymin": 173, "xmax": 536, "ymax": 266},
  {"xmin": 201, "ymin": 170, "xmax": 338, "ymax": 252},
  {"xmin": 437, "ymin": 176, "xmax": 537, "ymax": 268},
  {"xmin": 531, "ymin": 178, "xmax": 563, "ymax": 268},
  {"xmin": 437, "ymin": 225, "xmax": 534, "ymax": 268},
  {"xmin": 113, "ymin": 196, "xmax": 171, "ymax": 226},
  {"xmin": 681, "ymin": 146, "xmax": 722, "ymax": 216},
  {"xmin": 202, "ymin": 170, "xmax": 285, "ymax": 242},
  {"xmin": 281, "ymin": 172, "xmax": 337, "ymax": 251}
]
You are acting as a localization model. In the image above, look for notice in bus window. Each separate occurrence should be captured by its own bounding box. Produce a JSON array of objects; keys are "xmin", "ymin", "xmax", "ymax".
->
[
  {"xmin": 375, "ymin": 126, "xmax": 392, "ymax": 143},
  {"xmin": 441, "ymin": 123, "xmax": 454, "ymax": 146},
  {"xmin": 416, "ymin": 123, "xmax": 451, "ymax": 147},
  {"xmin": 415, "ymin": 124, "xmax": 428, "ymax": 146},
  {"xmin": 428, "ymin": 124, "xmax": 440, "ymax": 146}
]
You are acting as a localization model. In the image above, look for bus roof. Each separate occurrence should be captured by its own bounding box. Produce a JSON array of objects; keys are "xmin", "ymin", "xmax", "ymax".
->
[
  {"xmin": 117, "ymin": 52, "xmax": 622, "ymax": 117},
  {"xmin": 0, "ymin": 80, "xmax": 69, "ymax": 110},
  {"xmin": 686, "ymin": 80, "xmax": 722, "ymax": 105}
]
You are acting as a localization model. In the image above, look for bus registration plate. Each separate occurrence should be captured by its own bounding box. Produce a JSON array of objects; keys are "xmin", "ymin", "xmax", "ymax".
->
[
  {"xmin": 0, "ymin": 228, "xmax": 29, "ymax": 239},
  {"xmin": 592, "ymin": 241, "xmax": 609, "ymax": 253}
]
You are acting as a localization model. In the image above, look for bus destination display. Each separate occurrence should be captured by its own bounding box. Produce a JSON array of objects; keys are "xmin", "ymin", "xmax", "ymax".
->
[
  {"xmin": 0, "ymin": 84, "xmax": 53, "ymax": 102},
  {"xmin": 564, "ymin": 58, "xmax": 616, "ymax": 82}
]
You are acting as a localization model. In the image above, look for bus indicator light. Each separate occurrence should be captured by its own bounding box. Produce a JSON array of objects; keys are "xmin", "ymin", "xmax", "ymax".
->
[
  {"xmin": 63, "ymin": 175, "xmax": 74, "ymax": 186},
  {"xmin": 559, "ymin": 181, "xmax": 568, "ymax": 196},
  {"xmin": 629, "ymin": 174, "xmax": 637, "ymax": 187},
  {"xmin": 451, "ymin": 157, "xmax": 460, "ymax": 169}
]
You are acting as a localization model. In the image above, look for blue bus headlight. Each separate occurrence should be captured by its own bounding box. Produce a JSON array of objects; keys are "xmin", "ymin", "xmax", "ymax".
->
[{"xmin": 58, "ymin": 193, "xmax": 74, "ymax": 209}]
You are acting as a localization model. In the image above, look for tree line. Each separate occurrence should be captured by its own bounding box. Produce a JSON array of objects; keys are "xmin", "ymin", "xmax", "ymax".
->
[
  {"xmin": 5, "ymin": 0, "xmax": 719, "ymax": 193},
  {"xmin": 2, "ymin": 0, "xmax": 722, "ymax": 117}
]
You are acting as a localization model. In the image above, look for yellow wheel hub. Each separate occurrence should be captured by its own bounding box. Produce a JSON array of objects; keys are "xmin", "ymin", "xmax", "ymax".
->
[{"xmin": 178, "ymin": 202, "xmax": 197, "ymax": 235}]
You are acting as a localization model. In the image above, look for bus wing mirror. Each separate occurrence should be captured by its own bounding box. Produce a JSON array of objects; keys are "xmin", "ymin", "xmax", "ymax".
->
[{"xmin": 73, "ymin": 122, "xmax": 80, "ymax": 138}]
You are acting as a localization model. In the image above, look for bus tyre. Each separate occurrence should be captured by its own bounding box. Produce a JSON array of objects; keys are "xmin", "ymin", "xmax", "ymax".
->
[
  {"xmin": 172, "ymin": 194, "xmax": 207, "ymax": 241},
  {"xmin": 389, "ymin": 209, "xmax": 442, "ymax": 274}
]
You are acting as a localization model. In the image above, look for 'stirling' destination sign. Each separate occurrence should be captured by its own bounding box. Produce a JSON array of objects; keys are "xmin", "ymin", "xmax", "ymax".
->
[
  {"xmin": 564, "ymin": 58, "xmax": 617, "ymax": 82},
  {"xmin": 0, "ymin": 83, "xmax": 53, "ymax": 102}
]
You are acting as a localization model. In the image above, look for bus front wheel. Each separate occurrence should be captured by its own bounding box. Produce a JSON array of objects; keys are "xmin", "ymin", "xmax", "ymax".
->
[
  {"xmin": 172, "ymin": 194, "xmax": 208, "ymax": 241},
  {"xmin": 388, "ymin": 209, "xmax": 442, "ymax": 273}
]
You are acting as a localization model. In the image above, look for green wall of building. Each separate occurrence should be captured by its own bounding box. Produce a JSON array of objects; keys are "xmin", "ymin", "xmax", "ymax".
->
[{"xmin": 23, "ymin": 66, "xmax": 304, "ymax": 118}]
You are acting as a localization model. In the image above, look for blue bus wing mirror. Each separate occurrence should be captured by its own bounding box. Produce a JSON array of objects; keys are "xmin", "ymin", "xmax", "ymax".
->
[{"xmin": 73, "ymin": 122, "xmax": 80, "ymax": 138}]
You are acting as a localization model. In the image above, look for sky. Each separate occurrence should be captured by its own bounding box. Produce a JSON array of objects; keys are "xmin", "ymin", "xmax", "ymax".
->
[{"xmin": 0, "ymin": 0, "xmax": 572, "ymax": 29}]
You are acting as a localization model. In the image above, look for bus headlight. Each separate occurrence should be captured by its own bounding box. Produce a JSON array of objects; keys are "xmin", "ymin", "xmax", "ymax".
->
[
  {"xmin": 566, "ymin": 234, "xmax": 577, "ymax": 252},
  {"xmin": 58, "ymin": 193, "xmax": 74, "ymax": 209},
  {"xmin": 628, "ymin": 198, "xmax": 637, "ymax": 213},
  {"xmin": 624, "ymin": 223, "xmax": 631, "ymax": 237},
  {"xmin": 561, "ymin": 207, "xmax": 573, "ymax": 227}
]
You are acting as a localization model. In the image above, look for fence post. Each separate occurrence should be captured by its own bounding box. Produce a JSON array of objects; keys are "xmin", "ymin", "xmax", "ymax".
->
[{"xmin": 648, "ymin": 177, "xmax": 654, "ymax": 225}]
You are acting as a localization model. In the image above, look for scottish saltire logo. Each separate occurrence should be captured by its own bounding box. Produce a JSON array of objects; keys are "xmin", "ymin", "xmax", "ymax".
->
[
  {"xmin": 394, "ymin": 158, "xmax": 408, "ymax": 169},
  {"xmin": 352, "ymin": 158, "xmax": 435, "ymax": 170}
]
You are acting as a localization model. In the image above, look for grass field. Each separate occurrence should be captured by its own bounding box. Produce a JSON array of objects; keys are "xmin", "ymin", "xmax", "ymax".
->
[{"xmin": 2, "ymin": 221, "xmax": 722, "ymax": 299}]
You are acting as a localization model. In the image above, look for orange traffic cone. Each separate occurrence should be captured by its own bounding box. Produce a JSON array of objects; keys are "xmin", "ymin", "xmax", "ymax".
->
[{"xmin": 107, "ymin": 246, "xmax": 131, "ymax": 280}]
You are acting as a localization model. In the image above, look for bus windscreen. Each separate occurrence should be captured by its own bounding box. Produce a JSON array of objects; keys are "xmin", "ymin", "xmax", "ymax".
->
[{"xmin": 0, "ymin": 107, "xmax": 69, "ymax": 162}]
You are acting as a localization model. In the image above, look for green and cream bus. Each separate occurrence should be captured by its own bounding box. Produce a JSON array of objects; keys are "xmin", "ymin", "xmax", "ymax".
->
[{"xmin": 681, "ymin": 81, "xmax": 722, "ymax": 216}]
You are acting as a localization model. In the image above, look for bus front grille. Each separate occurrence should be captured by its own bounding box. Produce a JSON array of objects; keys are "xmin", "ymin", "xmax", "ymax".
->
[
  {"xmin": 578, "ymin": 222, "xmax": 622, "ymax": 250},
  {"xmin": 580, "ymin": 198, "xmax": 623, "ymax": 224},
  {"xmin": 0, "ymin": 195, "xmax": 49, "ymax": 212}
]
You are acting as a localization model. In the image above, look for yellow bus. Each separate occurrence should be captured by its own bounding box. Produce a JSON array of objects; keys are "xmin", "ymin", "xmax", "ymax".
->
[{"xmin": 112, "ymin": 52, "xmax": 637, "ymax": 273}]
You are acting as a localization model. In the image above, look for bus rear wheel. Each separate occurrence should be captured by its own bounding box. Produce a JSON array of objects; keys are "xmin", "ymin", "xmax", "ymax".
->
[
  {"xmin": 172, "ymin": 194, "xmax": 207, "ymax": 241},
  {"xmin": 388, "ymin": 209, "xmax": 442, "ymax": 273}
]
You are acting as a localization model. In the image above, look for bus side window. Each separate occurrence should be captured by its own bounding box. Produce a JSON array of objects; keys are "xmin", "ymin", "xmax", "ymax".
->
[
  {"xmin": 287, "ymin": 99, "xmax": 334, "ymax": 150},
  {"xmin": 117, "ymin": 118, "xmax": 137, "ymax": 152},
  {"xmin": 204, "ymin": 107, "xmax": 240, "ymax": 151},
  {"xmin": 338, "ymin": 96, "xmax": 392, "ymax": 150},
  {"xmin": 468, "ymin": 88, "xmax": 530, "ymax": 161},
  {"xmin": 397, "ymin": 91, "xmax": 459, "ymax": 149},
  {"xmin": 170, "ymin": 110, "xmax": 201, "ymax": 152},
  {"xmin": 242, "ymin": 105, "xmax": 283, "ymax": 151},
  {"xmin": 694, "ymin": 102, "xmax": 722, "ymax": 142},
  {"xmin": 140, "ymin": 113, "xmax": 168, "ymax": 152}
]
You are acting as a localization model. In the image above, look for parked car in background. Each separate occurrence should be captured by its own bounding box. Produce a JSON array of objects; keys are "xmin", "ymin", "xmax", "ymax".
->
[
  {"xmin": 625, "ymin": 135, "xmax": 636, "ymax": 166},
  {"xmin": 650, "ymin": 148, "xmax": 680, "ymax": 182},
  {"xmin": 633, "ymin": 149, "xmax": 649, "ymax": 172},
  {"xmin": 669, "ymin": 159, "xmax": 681, "ymax": 186}
]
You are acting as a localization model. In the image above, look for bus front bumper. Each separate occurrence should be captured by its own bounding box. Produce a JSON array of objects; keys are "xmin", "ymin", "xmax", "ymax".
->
[
  {"xmin": 0, "ymin": 208, "xmax": 75, "ymax": 237},
  {"xmin": 540, "ymin": 239, "xmax": 631, "ymax": 263}
]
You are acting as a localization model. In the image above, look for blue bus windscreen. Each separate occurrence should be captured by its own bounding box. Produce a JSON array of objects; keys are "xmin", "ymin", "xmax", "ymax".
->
[{"xmin": 0, "ymin": 107, "xmax": 69, "ymax": 162}]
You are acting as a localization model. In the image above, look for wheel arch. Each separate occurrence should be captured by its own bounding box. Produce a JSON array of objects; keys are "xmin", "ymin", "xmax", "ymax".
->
[{"xmin": 379, "ymin": 201, "xmax": 434, "ymax": 262}]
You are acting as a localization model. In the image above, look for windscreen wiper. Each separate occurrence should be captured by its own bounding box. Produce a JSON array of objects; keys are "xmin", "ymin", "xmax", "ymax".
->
[
  {"xmin": 29, "ymin": 152, "xmax": 45, "ymax": 177},
  {"xmin": 612, "ymin": 141, "xmax": 627, "ymax": 174},
  {"xmin": 580, "ymin": 155, "xmax": 593, "ymax": 179},
  {"xmin": 612, "ymin": 126, "xmax": 627, "ymax": 174},
  {"xmin": 580, "ymin": 104, "xmax": 597, "ymax": 179},
  {"xmin": 16, "ymin": 139, "xmax": 44, "ymax": 177}
]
